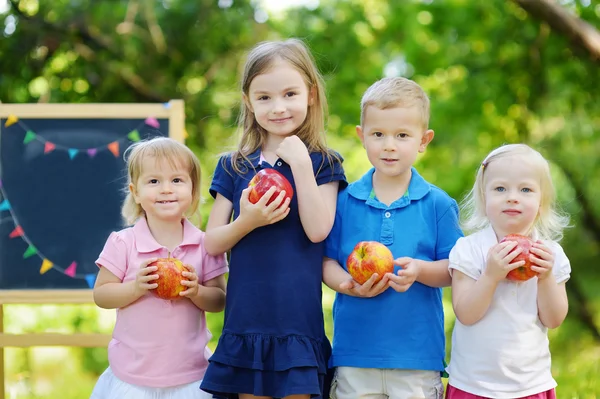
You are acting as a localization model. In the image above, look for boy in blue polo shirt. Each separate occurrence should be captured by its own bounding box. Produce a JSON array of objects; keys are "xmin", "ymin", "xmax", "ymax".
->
[{"xmin": 323, "ymin": 77, "xmax": 463, "ymax": 398}]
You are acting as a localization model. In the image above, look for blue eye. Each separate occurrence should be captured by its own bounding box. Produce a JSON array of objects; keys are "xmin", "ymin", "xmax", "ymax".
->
[
  {"xmin": 521, "ymin": 187, "xmax": 532, "ymax": 193},
  {"xmin": 495, "ymin": 186, "xmax": 505, "ymax": 192}
]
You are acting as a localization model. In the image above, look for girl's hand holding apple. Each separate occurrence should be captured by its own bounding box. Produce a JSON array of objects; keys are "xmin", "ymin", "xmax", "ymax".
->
[
  {"xmin": 239, "ymin": 186, "xmax": 291, "ymax": 228},
  {"xmin": 180, "ymin": 264, "xmax": 200, "ymax": 298},
  {"xmin": 133, "ymin": 258, "xmax": 159, "ymax": 297}
]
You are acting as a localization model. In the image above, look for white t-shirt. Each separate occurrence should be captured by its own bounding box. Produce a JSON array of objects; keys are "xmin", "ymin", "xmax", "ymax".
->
[{"xmin": 447, "ymin": 226, "xmax": 570, "ymax": 398}]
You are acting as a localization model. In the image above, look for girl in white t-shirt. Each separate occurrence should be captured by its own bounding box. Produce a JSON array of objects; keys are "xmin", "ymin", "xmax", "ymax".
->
[{"xmin": 446, "ymin": 144, "xmax": 571, "ymax": 399}]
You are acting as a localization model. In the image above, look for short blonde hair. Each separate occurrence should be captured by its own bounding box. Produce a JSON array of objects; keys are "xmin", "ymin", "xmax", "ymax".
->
[
  {"xmin": 461, "ymin": 144, "xmax": 570, "ymax": 241},
  {"xmin": 360, "ymin": 77, "xmax": 430, "ymax": 128},
  {"xmin": 121, "ymin": 137, "xmax": 202, "ymax": 226}
]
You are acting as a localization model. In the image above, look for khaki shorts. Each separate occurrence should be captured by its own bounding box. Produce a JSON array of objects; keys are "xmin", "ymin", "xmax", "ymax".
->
[{"xmin": 330, "ymin": 367, "xmax": 444, "ymax": 399}]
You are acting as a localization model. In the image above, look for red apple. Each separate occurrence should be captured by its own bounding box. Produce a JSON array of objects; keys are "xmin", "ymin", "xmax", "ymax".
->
[
  {"xmin": 148, "ymin": 258, "xmax": 187, "ymax": 300},
  {"xmin": 248, "ymin": 168, "xmax": 294, "ymax": 207},
  {"xmin": 500, "ymin": 234, "xmax": 540, "ymax": 282},
  {"xmin": 346, "ymin": 241, "xmax": 395, "ymax": 285}
]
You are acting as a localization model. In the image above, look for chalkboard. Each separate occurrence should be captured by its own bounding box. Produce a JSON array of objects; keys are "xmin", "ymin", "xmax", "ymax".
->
[{"xmin": 0, "ymin": 102, "xmax": 185, "ymax": 291}]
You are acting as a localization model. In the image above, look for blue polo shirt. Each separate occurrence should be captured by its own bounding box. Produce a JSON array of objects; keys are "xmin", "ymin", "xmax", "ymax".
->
[{"xmin": 325, "ymin": 167, "xmax": 463, "ymax": 371}]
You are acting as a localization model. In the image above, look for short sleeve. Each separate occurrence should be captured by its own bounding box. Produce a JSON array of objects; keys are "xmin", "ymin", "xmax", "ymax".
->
[
  {"xmin": 436, "ymin": 199, "xmax": 464, "ymax": 260},
  {"xmin": 549, "ymin": 241, "xmax": 571, "ymax": 284},
  {"xmin": 209, "ymin": 154, "xmax": 235, "ymax": 201},
  {"xmin": 96, "ymin": 232, "xmax": 128, "ymax": 280},
  {"xmin": 325, "ymin": 190, "xmax": 347, "ymax": 261},
  {"xmin": 201, "ymin": 248, "xmax": 229, "ymax": 283},
  {"xmin": 312, "ymin": 151, "xmax": 348, "ymax": 190},
  {"xmin": 448, "ymin": 236, "xmax": 482, "ymax": 280}
]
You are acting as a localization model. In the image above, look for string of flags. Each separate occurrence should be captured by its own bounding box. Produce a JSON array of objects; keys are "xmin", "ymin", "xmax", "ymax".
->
[
  {"xmin": 0, "ymin": 113, "xmax": 167, "ymax": 287},
  {"xmin": 3, "ymin": 115, "xmax": 163, "ymax": 159}
]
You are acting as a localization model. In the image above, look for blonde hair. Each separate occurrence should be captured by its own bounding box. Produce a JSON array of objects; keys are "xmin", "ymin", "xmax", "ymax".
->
[
  {"xmin": 461, "ymin": 143, "xmax": 570, "ymax": 241},
  {"xmin": 360, "ymin": 77, "xmax": 430, "ymax": 129},
  {"xmin": 121, "ymin": 137, "xmax": 202, "ymax": 226},
  {"xmin": 231, "ymin": 38, "xmax": 337, "ymax": 173}
]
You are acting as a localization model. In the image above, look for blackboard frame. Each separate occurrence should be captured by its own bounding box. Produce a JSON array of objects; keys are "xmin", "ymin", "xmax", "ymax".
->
[{"xmin": 0, "ymin": 100, "xmax": 186, "ymax": 398}]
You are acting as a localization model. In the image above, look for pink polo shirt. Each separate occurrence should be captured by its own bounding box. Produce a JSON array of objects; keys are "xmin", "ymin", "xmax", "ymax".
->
[{"xmin": 96, "ymin": 217, "xmax": 228, "ymax": 388}]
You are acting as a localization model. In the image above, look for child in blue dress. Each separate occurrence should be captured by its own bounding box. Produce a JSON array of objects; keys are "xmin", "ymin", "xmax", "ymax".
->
[{"xmin": 199, "ymin": 39, "xmax": 347, "ymax": 399}]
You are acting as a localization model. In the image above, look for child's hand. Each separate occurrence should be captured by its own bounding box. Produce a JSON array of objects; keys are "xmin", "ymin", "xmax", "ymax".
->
[
  {"xmin": 180, "ymin": 264, "xmax": 200, "ymax": 298},
  {"xmin": 275, "ymin": 135, "xmax": 311, "ymax": 168},
  {"xmin": 339, "ymin": 273, "xmax": 390, "ymax": 297},
  {"xmin": 484, "ymin": 241, "xmax": 525, "ymax": 282},
  {"xmin": 238, "ymin": 186, "xmax": 291, "ymax": 228},
  {"xmin": 530, "ymin": 241, "xmax": 555, "ymax": 281},
  {"xmin": 133, "ymin": 258, "xmax": 159, "ymax": 297},
  {"xmin": 387, "ymin": 257, "xmax": 420, "ymax": 292}
]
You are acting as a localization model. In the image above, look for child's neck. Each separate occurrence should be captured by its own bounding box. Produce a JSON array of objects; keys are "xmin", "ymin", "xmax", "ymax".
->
[
  {"xmin": 261, "ymin": 135, "xmax": 289, "ymax": 164},
  {"xmin": 372, "ymin": 169, "xmax": 411, "ymax": 206},
  {"xmin": 145, "ymin": 216, "xmax": 184, "ymax": 253}
]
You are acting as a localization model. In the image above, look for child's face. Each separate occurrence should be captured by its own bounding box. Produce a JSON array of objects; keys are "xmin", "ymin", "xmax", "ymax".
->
[
  {"xmin": 357, "ymin": 105, "xmax": 433, "ymax": 181},
  {"xmin": 130, "ymin": 157, "xmax": 193, "ymax": 225},
  {"xmin": 483, "ymin": 155, "xmax": 542, "ymax": 238},
  {"xmin": 245, "ymin": 59, "xmax": 312, "ymax": 141}
]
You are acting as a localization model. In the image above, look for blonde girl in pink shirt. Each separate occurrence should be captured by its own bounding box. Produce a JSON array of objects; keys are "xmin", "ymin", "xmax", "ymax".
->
[{"xmin": 90, "ymin": 137, "xmax": 228, "ymax": 399}]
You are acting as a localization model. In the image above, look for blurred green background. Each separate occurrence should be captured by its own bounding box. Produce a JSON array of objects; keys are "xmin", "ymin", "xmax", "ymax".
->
[{"xmin": 1, "ymin": 0, "xmax": 599, "ymax": 397}]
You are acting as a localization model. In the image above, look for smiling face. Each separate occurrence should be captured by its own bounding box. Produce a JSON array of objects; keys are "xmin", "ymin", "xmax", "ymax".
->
[
  {"xmin": 483, "ymin": 155, "xmax": 542, "ymax": 238},
  {"xmin": 357, "ymin": 105, "xmax": 433, "ymax": 182},
  {"xmin": 130, "ymin": 156, "xmax": 193, "ymax": 225},
  {"xmin": 245, "ymin": 58, "xmax": 312, "ymax": 140}
]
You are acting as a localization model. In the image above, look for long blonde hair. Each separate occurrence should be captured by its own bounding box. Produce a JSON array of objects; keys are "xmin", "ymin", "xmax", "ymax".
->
[
  {"xmin": 230, "ymin": 38, "xmax": 337, "ymax": 173},
  {"xmin": 461, "ymin": 144, "xmax": 570, "ymax": 241},
  {"xmin": 121, "ymin": 137, "xmax": 202, "ymax": 225}
]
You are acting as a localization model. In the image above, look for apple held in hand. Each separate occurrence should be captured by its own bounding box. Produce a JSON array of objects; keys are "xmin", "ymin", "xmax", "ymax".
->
[
  {"xmin": 500, "ymin": 234, "xmax": 540, "ymax": 282},
  {"xmin": 346, "ymin": 241, "xmax": 395, "ymax": 285},
  {"xmin": 248, "ymin": 168, "xmax": 294, "ymax": 207},
  {"xmin": 148, "ymin": 258, "xmax": 187, "ymax": 300}
]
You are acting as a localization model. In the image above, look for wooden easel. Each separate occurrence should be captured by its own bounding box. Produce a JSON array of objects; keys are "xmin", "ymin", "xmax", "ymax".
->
[{"xmin": 0, "ymin": 101, "xmax": 186, "ymax": 398}]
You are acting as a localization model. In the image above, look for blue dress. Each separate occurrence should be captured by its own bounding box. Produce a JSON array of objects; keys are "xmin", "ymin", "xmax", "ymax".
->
[{"xmin": 200, "ymin": 148, "xmax": 346, "ymax": 399}]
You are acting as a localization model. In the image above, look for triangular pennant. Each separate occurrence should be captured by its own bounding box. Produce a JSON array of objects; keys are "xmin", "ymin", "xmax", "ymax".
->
[
  {"xmin": 44, "ymin": 141, "xmax": 56, "ymax": 154},
  {"xmin": 183, "ymin": 128, "xmax": 189, "ymax": 139},
  {"xmin": 23, "ymin": 245, "xmax": 37, "ymax": 259},
  {"xmin": 68, "ymin": 149, "xmax": 79, "ymax": 159},
  {"xmin": 9, "ymin": 225, "xmax": 24, "ymax": 238},
  {"xmin": 4, "ymin": 114, "xmax": 18, "ymax": 127},
  {"xmin": 0, "ymin": 199, "xmax": 10, "ymax": 211},
  {"xmin": 64, "ymin": 261, "xmax": 77, "ymax": 277},
  {"xmin": 108, "ymin": 141, "xmax": 120, "ymax": 157},
  {"xmin": 23, "ymin": 130, "xmax": 36, "ymax": 144},
  {"xmin": 127, "ymin": 129, "xmax": 141, "ymax": 142},
  {"xmin": 85, "ymin": 274, "xmax": 97, "ymax": 288},
  {"xmin": 87, "ymin": 148, "xmax": 98, "ymax": 157},
  {"xmin": 162, "ymin": 102, "xmax": 171, "ymax": 109},
  {"xmin": 144, "ymin": 117, "xmax": 160, "ymax": 128},
  {"xmin": 40, "ymin": 259, "xmax": 53, "ymax": 274}
]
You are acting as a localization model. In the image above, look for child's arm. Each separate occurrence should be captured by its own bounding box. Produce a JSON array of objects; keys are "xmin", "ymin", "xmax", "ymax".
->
[
  {"xmin": 531, "ymin": 242, "xmax": 569, "ymax": 328},
  {"xmin": 451, "ymin": 270, "xmax": 500, "ymax": 325},
  {"xmin": 204, "ymin": 188, "xmax": 290, "ymax": 256},
  {"xmin": 189, "ymin": 274, "xmax": 227, "ymax": 313},
  {"xmin": 93, "ymin": 258, "xmax": 159, "ymax": 309},
  {"xmin": 323, "ymin": 257, "xmax": 389, "ymax": 297},
  {"xmin": 277, "ymin": 136, "xmax": 338, "ymax": 243}
]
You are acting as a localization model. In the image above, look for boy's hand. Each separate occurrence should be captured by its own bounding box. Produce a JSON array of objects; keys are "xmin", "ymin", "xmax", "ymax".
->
[
  {"xmin": 339, "ymin": 273, "xmax": 390, "ymax": 298},
  {"xmin": 530, "ymin": 241, "xmax": 555, "ymax": 281},
  {"xmin": 275, "ymin": 135, "xmax": 311, "ymax": 168},
  {"xmin": 180, "ymin": 264, "xmax": 200, "ymax": 298},
  {"xmin": 484, "ymin": 241, "xmax": 525, "ymax": 283},
  {"xmin": 133, "ymin": 258, "xmax": 159, "ymax": 297},
  {"xmin": 387, "ymin": 257, "xmax": 420, "ymax": 292},
  {"xmin": 238, "ymin": 186, "xmax": 291, "ymax": 228}
]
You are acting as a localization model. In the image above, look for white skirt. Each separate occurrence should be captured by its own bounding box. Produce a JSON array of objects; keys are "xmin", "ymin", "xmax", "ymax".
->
[{"xmin": 90, "ymin": 367, "xmax": 213, "ymax": 399}]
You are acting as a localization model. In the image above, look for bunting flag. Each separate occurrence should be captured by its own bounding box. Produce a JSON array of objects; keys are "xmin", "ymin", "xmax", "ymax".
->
[
  {"xmin": 23, "ymin": 244, "xmax": 37, "ymax": 258},
  {"xmin": 127, "ymin": 129, "xmax": 141, "ymax": 142},
  {"xmin": 64, "ymin": 261, "xmax": 77, "ymax": 277},
  {"xmin": 68, "ymin": 149, "xmax": 79, "ymax": 159},
  {"xmin": 108, "ymin": 141, "xmax": 120, "ymax": 157},
  {"xmin": 44, "ymin": 141, "xmax": 56, "ymax": 154},
  {"xmin": 85, "ymin": 274, "xmax": 97, "ymax": 288},
  {"xmin": 4, "ymin": 114, "xmax": 18, "ymax": 127},
  {"xmin": 23, "ymin": 130, "xmax": 36, "ymax": 144},
  {"xmin": 145, "ymin": 117, "xmax": 160, "ymax": 128},
  {"xmin": 40, "ymin": 258, "xmax": 54, "ymax": 274},
  {"xmin": 87, "ymin": 148, "xmax": 97, "ymax": 157},
  {"xmin": 9, "ymin": 225, "xmax": 23, "ymax": 238},
  {"xmin": 0, "ymin": 199, "xmax": 10, "ymax": 211}
]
